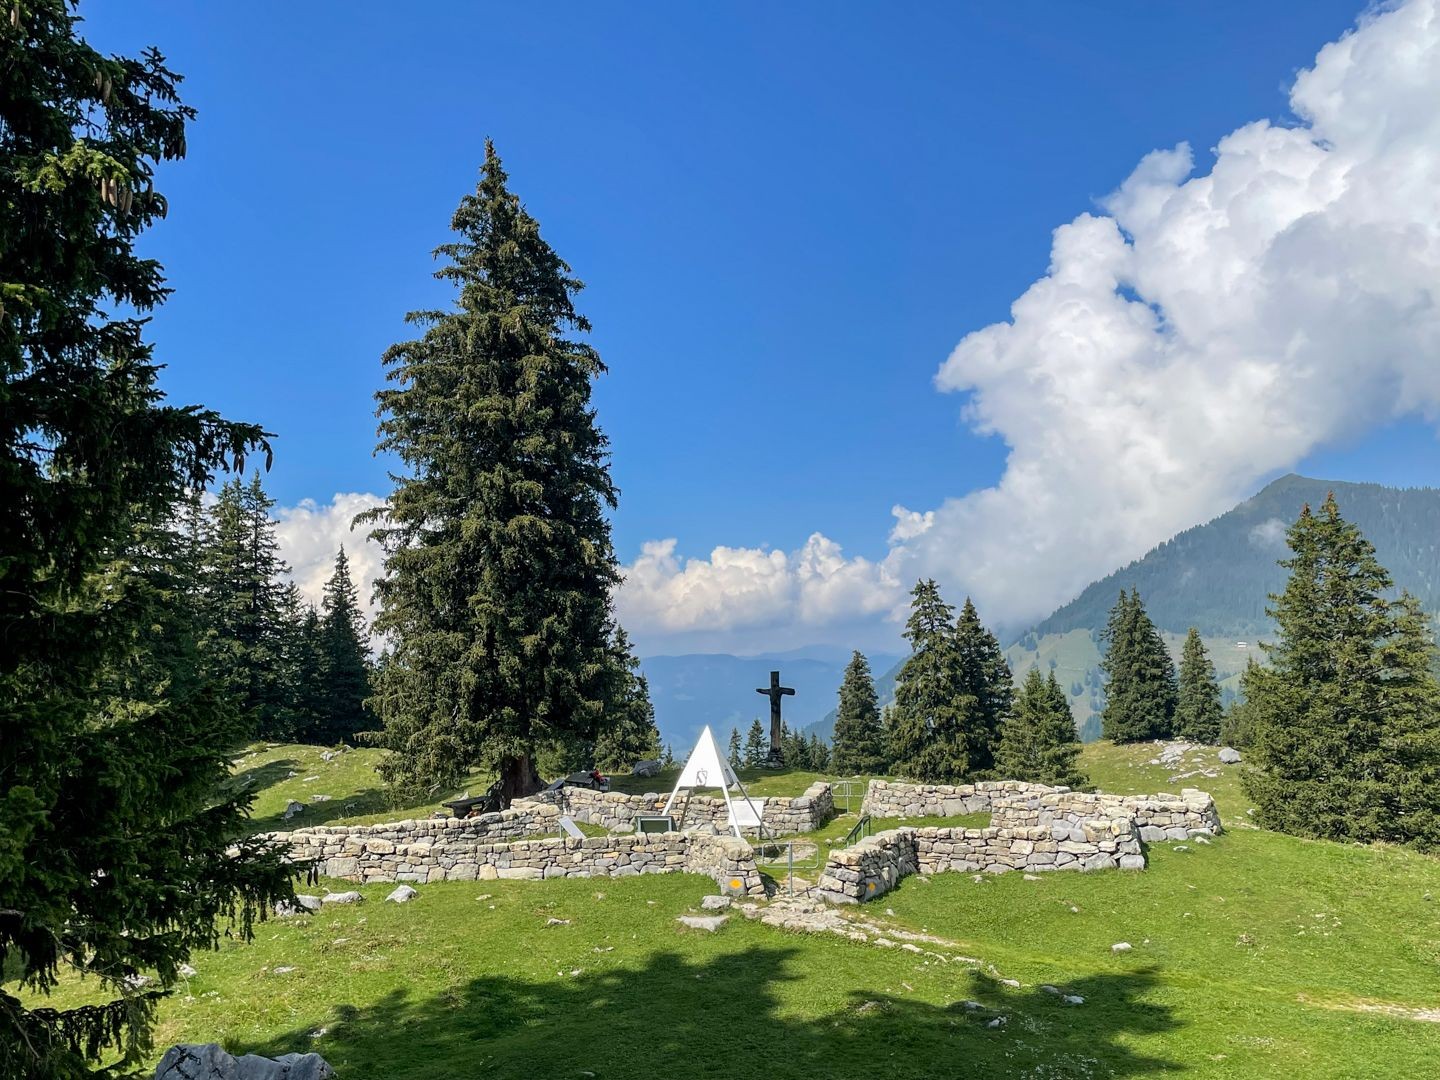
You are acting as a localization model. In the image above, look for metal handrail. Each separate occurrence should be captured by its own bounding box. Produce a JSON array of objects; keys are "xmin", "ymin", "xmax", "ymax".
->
[{"xmin": 841, "ymin": 814, "xmax": 873, "ymax": 847}]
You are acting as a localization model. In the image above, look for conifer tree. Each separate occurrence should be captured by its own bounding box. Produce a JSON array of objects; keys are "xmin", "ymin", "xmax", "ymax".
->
[
  {"xmin": 832, "ymin": 650, "xmax": 887, "ymax": 774},
  {"xmin": 1174, "ymin": 627, "xmax": 1223, "ymax": 744},
  {"xmin": 362, "ymin": 143, "xmax": 621, "ymax": 803},
  {"xmin": 1243, "ymin": 496, "xmax": 1440, "ymax": 847},
  {"xmin": 0, "ymin": 9, "xmax": 294, "ymax": 1072},
  {"xmin": 593, "ymin": 626, "xmax": 661, "ymax": 770},
  {"xmin": 807, "ymin": 732, "xmax": 832, "ymax": 771},
  {"xmin": 1099, "ymin": 589, "xmax": 1177, "ymax": 742},
  {"xmin": 1220, "ymin": 660, "xmax": 1262, "ymax": 749},
  {"xmin": 202, "ymin": 474, "xmax": 293, "ymax": 738},
  {"xmin": 889, "ymin": 580, "xmax": 973, "ymax": 781},
  {"xmin": 743, "ymin": 719, "xmax": 767, "ymax": 769},
  {"xmin": 308, "ymin": 548, "xmax": 374, "ymax": 744},
  {"xmin": 953, "ymin": 597, "xmax": 1014, "ymax": 775},
  {"xmin": 728, "ymin": 727, "xmax": 742, "ymax": 770},
  {"xmin": 996, "ymin": 669, "xmax": 1086, "ymax": 787}
]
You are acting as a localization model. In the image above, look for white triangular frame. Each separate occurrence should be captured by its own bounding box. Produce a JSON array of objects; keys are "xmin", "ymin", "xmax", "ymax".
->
[{"xmin": 662, "ymin": 724, "xmax": 767, "ymax": 839}]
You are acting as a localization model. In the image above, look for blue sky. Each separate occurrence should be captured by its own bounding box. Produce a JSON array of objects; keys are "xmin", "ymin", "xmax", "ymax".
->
[{"xmin": 84, "ymin": 1, "xmax": 1440, "ymax": 654}]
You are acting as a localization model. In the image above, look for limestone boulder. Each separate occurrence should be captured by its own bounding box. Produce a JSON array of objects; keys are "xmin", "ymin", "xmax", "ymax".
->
[{"xmin": 155, "ymin": 1044, "xmax": 334, "ymax": 1080}]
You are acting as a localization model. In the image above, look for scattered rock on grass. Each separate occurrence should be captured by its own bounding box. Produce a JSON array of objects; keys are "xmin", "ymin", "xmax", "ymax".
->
[
  {"xmin": 1111, "ymin": 942, "xmax": 1133, "ymax": 954},
  {"xmin": 700, "ymin": 895, "xmax": 732, "ymax": 911},
  {"xmin": 677, "ymin": 914, "xmax": 728, "ymax": 932},
  {"xmin": 385, "ymin": 885, "xmax": 418, "ymax": 904},
  {"xmin": 1063, "ymin": 994, "xmax": 1084, "ymax": 1005},
  {"xmin": 1219, "ymin": 747, "xmax": 1242, "ymax": 764},
  {"xmin": 321, "ymin": 891, "xmax": 362, "ymax": 905},
  {"xmin": 154, "ymin": 1043, "xmax": 333, "ymax": 1080}
]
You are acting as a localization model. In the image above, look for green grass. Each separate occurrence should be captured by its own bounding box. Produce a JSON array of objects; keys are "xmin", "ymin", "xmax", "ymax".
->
[
  {"xmin": 1080, "ymin": 739, "xmax": 1250, "ymax": 826},
  {"xmin": 227, "ymin": 743, "xmax": 490, "ymax": 836},
  {"xmin": 24, "ymin": 740, "xmax": 1440, "ymax": 1077}
]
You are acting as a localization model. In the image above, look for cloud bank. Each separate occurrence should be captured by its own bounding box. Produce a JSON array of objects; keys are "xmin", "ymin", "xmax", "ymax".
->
[
  {"xmin": 275, "ymin": 493, "xmax": 386, "ymax": 624},
  {"xmin": 618, "ymin": 0, "xmax": 1440, "ymax": 648}
]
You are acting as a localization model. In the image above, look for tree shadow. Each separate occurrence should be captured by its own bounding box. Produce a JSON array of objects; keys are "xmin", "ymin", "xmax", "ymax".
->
[
  {"xmin": 227, "ymin": 757, "xmax": 301, "ymax": 801},
  {"xmin": 246, "ymin": 946, "xmax": 1181, "ymax": 1079},
  {"xmin": 239, "ymin": 787, "xmax": 398, "ymax": 836}
]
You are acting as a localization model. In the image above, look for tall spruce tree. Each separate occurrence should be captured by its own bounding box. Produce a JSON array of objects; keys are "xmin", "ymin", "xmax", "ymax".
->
[
  {"xmin": 1099, "ymin": 589, "xmax": 1177, "ymax": 742},
  {"xmin": 1174, "ymin": 627, "xmax": 1223, "ymax": 744},
  {"xmin": 727, "ymin": 727, "xmax": 742, "ymax": 770},
  {"xmin": 743, "ymin": 719, "xmax": 767, "ymax": 769},
  {"xmin": 1242, "ymin": 496, "xmax": 1440, "ymax": 847},
  {"xmin": 832, "ymin": 650, "xmax": 887, "ymax": 774},
  {"xmin": 362, "ymin": 143, "xmax": 621, "ymax": 803},
  {"xmin": 593, "ymin": 626, "xmax": 661, "ymax": 771},
  {"xmin": 0, "ymin": 8, "xmax": 294, "ymax": 1072},
  {"xmin": 889, "ymin": 580, "xmax": 974, "ymax": 781},
  {"xmin": 953, "ymin": 597, "xmax": 1014, "ymax": 775},
  {"xmin": 307, "ymin": 547, "xmax": 373, "ymax": 744},
  {"xmin": 202, "ymin": 474, "xmax": 293, "ymax": 738},
  {"xmin": 996, "ymin": 669, "xmax": 1086, "ymax": 787}
]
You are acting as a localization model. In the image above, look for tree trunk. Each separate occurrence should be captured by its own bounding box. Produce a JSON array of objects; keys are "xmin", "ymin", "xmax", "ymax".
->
[{"xmin": 498, "ymin": 753, "xmax": 543, "ymax": 808}]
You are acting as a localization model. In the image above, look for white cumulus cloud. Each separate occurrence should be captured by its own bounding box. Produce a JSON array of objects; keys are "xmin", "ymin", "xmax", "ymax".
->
[
  {"xmin": 274, "ymin": 493, "xmax": 387, "ymax": 625},
  {"xmin": 616, "ymin": 534, "xmax": 903, "ymax": 651},
  {"xmin": 618, "ymin": 0, "xmax": 1440, "ymax": 648}
]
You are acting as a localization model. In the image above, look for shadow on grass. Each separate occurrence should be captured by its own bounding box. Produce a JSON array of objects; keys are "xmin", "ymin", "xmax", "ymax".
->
[
  {"xmin": 239, "ymin": 788, "xmax": 398, "ymax": 836},
  {"xmin": 248, "ymin": 947, "xmax": 1181, "ymax": 1080},
  {"xmin": 228, "ymin": 758, "xmax": 301, "ymax": 802}
]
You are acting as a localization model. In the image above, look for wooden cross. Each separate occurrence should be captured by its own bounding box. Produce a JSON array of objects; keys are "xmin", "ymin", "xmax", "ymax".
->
[{"xmin": 755, "ymin": 670, "xmax": 795, "ymax": 766}]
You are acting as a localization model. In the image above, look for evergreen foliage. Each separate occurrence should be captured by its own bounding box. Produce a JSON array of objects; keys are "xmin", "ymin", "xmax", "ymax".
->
[
  {"xmin": 593, "ymin": 627, "xmax": 661, "ymax": 771},
  {"xmin": 1219, "ymin": 661, "xmax": 1262, "ymax": 750},
  {"xmin": 0, "ymin": 8, "xmax": 294, "ymax": 1072},
  {"xmin": 361, "ymin": 143, "xmax": 622, "ymax": 804},
  {"xmin": 1099, "ymin": 589, "xmax": 1177, "ymax": 742},
  {"xmin": 888, "ymin": 580, "xmax": 973, "ymax": 781},
  {"xmin": 743, "ymin": 719, "xmax": 767, "ymax": 769},
  {"xmin": 727, "ymin": 727, "xmax": 742, "ymax": 770},
  {"xmin": 1174, "ymin": 628, "xmax": 1223, "ymax": 743},
  {"xmin": 831, "ymin": 651, "xmax": 887, "ymax": 774},
  {"xmin": 303, "ymin": 548, "xmax": 374, "ymax": 745},
  {"xmin": 1242, "ymin": 496, "xmax": 1440, "ymax": 848},
  {"xmin": 201, "ymin": 475, "xmax": 294, "ymax": 738},
  {"xmin": 996, "ymin": 669, "xmax": 1086, "ymax": 787},
  {"xmin": 952, "ymin": 598, "xmax": 1014, "ymax": 774}
]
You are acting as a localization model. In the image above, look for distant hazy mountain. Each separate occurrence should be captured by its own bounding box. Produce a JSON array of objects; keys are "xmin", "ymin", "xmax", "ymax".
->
[
  {"xmin": 814, "ymin": 475, "xmax": 1440, "ymax": 742},
  {"xmin": 638, "ymin": 649, "xmax": 903, "ymax": 754}
]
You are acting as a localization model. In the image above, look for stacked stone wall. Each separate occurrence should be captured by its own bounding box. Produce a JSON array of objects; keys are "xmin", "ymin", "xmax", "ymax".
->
[
  {"xmin": 861, "ymin": 779, "xmax": 1065, "ymax": 819},
  {"xmin": 814, "ymin": 813, "xmax": 1145, "ymax": 904},
  {"xmin": 814, "ymin": 829, "xmax": 918, "ymax": 904},
  {"xmin": 269, "ymin": 819, "xmax": 765, "ymax": 897},
  {"xmin": 519, "ymin": 781, "xmax": 833, "ymax": 835},
  {"xmin": 863, "ymin": 779, "xmax": 1220, "ymax": 838}
]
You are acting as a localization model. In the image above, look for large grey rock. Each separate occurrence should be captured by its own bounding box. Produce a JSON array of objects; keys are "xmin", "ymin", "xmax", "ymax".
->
[
  {"xmin": 632, "ymin": 759, "xmax": 661, "ymax": 778},
  {"xmin": 155, "ymin": 1044, "xmax": 334, "ymax": 1080},
  {"xmin": 1218, "ymin": 747, "xmax": 1242, "ymax": 764},
  {"xmin": 282, "ymin": 800, "xmax": 305, "ymax": 822},
  {"xmin": 386, "ymin": 885, "xmax": 418, "ymax": 904},
  {"xmin": 699, "ymin": 894, "xmax": 732, "ymax": 911},
  {"xmin": 321, "ymin": 890, "xmax": 362, "ymax": 905}
]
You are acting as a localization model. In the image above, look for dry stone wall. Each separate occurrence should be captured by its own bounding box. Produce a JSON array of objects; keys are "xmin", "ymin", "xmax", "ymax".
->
[
  {"xmin": 269, "ymin": 816, "xmax": 766, "ymax": 897},
  {"xmin": 862, "ymin": 779, "xmax": 1220, "ymax": 838},
  {"xmin": 816, "ymin": 778, "xmax": 1218, "ymax": 904},
  {"xmin": 520, "ymin": 781, "xmax": 834, "ymax": 835},
  {"xmin": 815, "ymin": 813, "xmax": 1144, "ymax": 904}
]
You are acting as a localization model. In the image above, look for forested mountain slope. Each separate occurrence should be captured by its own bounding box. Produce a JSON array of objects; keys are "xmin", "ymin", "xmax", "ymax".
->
[{"xmin": 1033, "ymin": 474, "xmax": 1440, "ymax": 641}]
